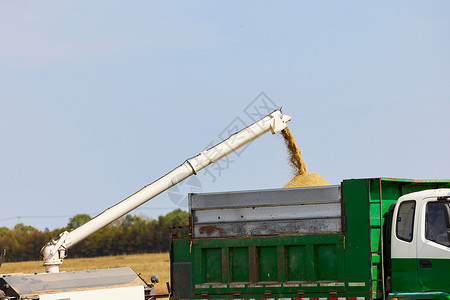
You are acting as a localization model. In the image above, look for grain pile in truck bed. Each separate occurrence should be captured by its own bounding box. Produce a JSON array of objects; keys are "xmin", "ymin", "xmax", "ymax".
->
[{"xmin": 281, "ymin": 127, "xmax": 329, "ymax": 188}]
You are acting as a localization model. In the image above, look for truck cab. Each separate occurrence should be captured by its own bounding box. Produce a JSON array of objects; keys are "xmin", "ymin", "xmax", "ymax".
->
[{"xmin": 389, "ymin": 189, "xmax": 450, "ymax": 297}]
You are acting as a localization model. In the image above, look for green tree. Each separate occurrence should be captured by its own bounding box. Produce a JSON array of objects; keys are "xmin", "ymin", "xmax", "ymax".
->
[
  {"xmin": 1, "ymin": 209, "xmax": 190, "ymax": 261},
  {"xmin": 163, "ymin": 209, "xmax": 189, "ymax": 226},
  {"xmin": 0, "ymin": 227, "xmax": 9, "ymax": 237},
  {"xmin": 121, "ymin": 214, "xmax": 142, "ymax": 227},
  {"xmin": 66, "ymin": 214, "xmax": 92, "ymax": 230},
  {"xmin": 14, "ymin": 223, "xmax": 38, "ymax": 233}
]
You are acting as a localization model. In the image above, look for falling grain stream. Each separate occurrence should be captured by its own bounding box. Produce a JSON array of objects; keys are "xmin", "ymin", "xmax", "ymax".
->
[{"xmin": 281, "ymin": 127, "xmax": 329, "ymax": 188}]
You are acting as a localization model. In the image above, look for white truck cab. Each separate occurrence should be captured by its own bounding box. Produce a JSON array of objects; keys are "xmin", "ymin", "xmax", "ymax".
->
[{"xmin": 391, "ymin": 189, "xmax": 450, "ymax": 294}]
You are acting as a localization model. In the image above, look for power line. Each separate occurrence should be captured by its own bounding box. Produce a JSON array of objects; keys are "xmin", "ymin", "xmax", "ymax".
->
[
  {"xmin": 0, "ymin": 215, "xmax": 73, "ymax": 222},
  {"xmin": 0, "ymin": 207, "xmax": 178, "ymax": 223}
]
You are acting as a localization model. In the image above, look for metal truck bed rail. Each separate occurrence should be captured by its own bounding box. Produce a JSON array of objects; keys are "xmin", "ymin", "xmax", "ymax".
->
[{"xmin": 189, "ymin": 185, "xmax": 342, "ymax": 238}]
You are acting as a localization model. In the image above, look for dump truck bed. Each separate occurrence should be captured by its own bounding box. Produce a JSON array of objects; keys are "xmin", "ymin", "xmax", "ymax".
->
[{"xmin": 170, "ymin": 178, "xmax": 450, "ymax": 300}]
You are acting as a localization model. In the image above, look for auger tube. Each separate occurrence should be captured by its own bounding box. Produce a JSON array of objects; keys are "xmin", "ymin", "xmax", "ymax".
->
[{"xmin": 41, "ymin": 109, "xmax": 292, "ymax": 273}]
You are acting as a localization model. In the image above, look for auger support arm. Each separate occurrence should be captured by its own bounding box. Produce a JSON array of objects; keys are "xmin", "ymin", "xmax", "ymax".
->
[{"xmin": 41, "ymin": 109, "xmax": 292, "ymax": 273}]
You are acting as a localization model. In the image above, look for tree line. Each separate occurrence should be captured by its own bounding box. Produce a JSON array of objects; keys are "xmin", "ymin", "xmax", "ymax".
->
[{"xmin": 0, "ymin": 209, "xmax": 188, "ymax": 262}]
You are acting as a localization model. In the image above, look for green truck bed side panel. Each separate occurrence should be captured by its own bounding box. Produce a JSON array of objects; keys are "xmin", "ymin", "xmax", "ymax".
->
[
  {"xmin": 342, "ymin": 179, "xmax": 371, "ymax": 295},
  {"xmin": 192, "ymin": 234, "xmax": 346, "ymax": 289}
]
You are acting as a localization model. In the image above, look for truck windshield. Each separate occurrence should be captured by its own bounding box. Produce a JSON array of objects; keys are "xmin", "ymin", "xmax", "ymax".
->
[{"xmin": 425, "ymin": 201, "xmax": 450, "ymax": 247}]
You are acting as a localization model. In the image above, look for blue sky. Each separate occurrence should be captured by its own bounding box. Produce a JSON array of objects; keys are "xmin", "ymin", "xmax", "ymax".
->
[{"xmin": 1, "ymin": 1, "xmax": 449, "ymax": 230}]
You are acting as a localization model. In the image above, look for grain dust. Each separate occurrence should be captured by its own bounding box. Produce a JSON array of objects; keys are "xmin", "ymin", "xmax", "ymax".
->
[{"xmin": 281, "ymin": 127, "xmax": 329, "ymax": 188}]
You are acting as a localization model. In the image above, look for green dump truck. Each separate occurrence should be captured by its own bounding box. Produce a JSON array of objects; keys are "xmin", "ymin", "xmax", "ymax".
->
[{"xmin": 169, "ymin": 178, "xmax": 450, "ymax": 300}]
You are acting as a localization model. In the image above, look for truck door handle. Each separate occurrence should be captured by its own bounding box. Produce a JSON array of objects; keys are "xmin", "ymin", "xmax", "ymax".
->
[{"xmin": 419, "ymin": 259, "xmax": 432, "ymax": 268}]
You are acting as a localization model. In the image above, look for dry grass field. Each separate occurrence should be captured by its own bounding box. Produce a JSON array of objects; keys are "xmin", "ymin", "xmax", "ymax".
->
[{"xmin": 1, "ymin": 253, "xmax": 170, "ymax": 289}]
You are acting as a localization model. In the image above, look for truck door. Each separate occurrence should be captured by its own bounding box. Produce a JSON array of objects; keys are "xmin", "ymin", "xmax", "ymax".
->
[
  {"xmin": 391, "ymin": 199, "xmax": 419, "ymax": 292},
  {"xmin": 416, "ymin": 197, "xmax": 450, "ymax": 292}
]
